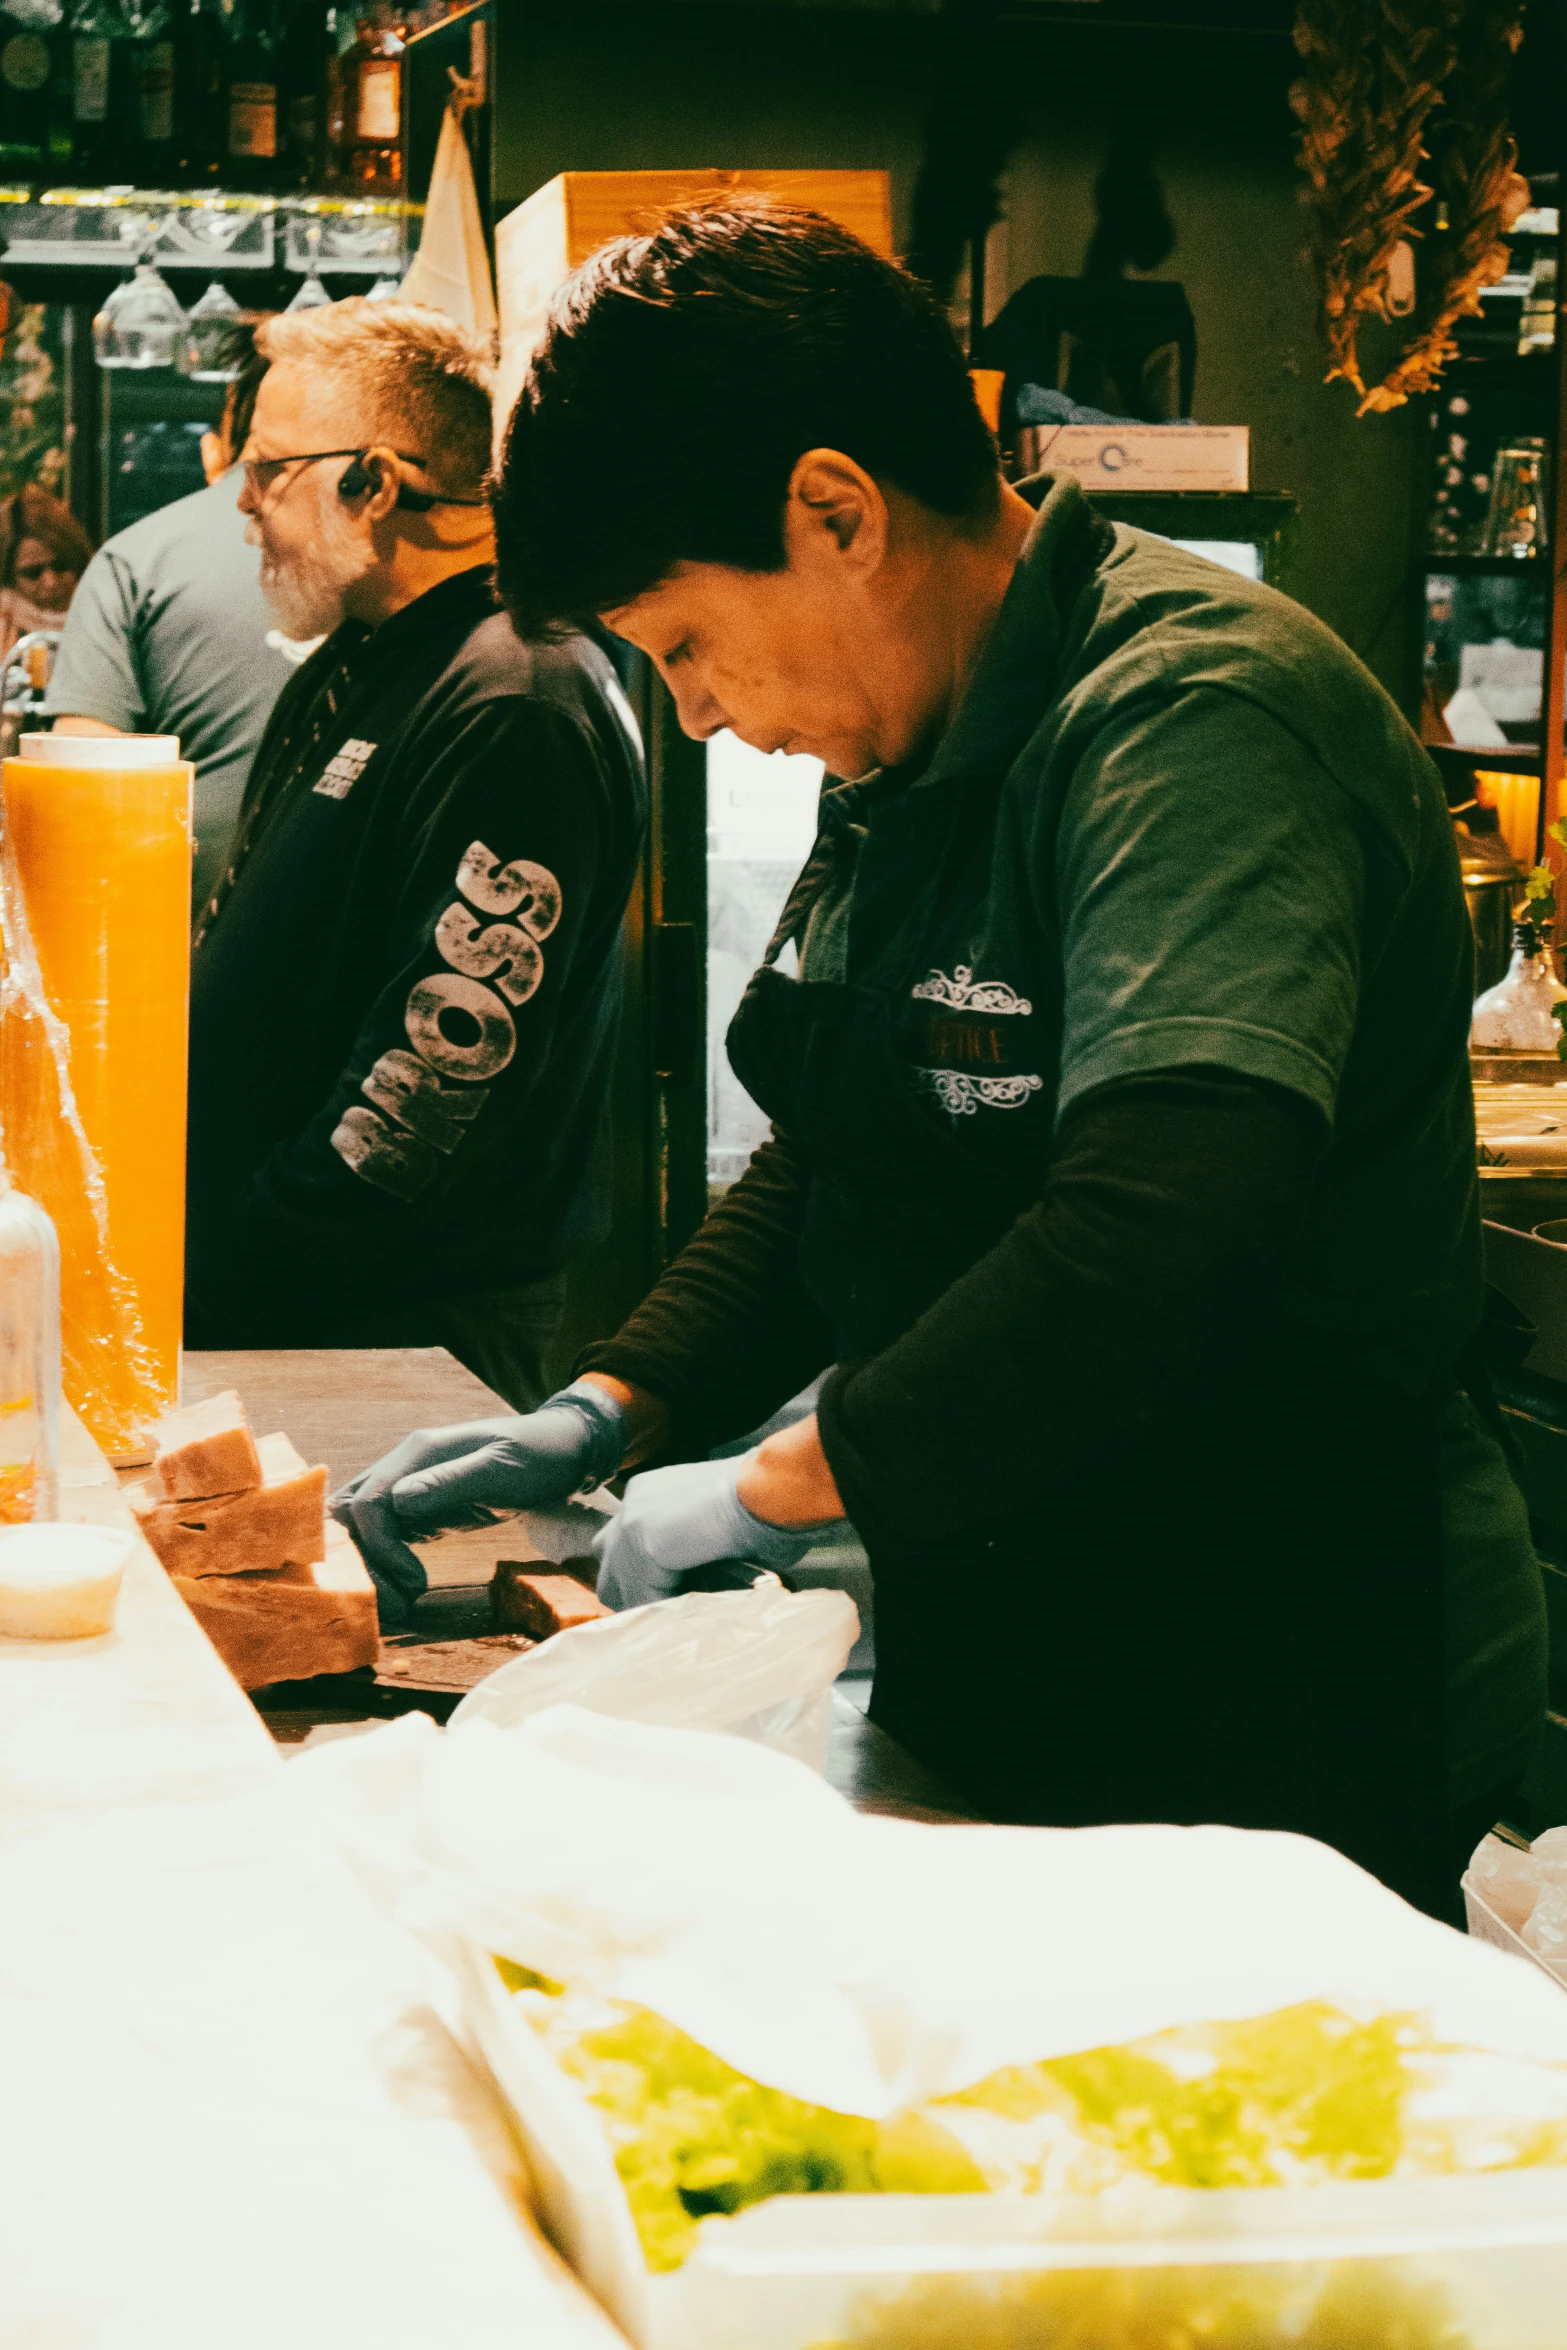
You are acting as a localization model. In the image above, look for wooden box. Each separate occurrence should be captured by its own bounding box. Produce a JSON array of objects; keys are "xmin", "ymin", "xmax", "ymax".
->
[{"xmin": 494, "ymin": 167, "xmax": 894, "ymax": 441}]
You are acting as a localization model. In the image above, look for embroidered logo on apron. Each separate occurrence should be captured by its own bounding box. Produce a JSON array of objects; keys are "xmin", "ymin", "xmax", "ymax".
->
[
  {"xmin": 909, "ymin": 964, "xmax": 1044, "ymax": 1116},
  {"xmin": 313, "ymin": 737, "xmax": 378, "ymax": 799}
]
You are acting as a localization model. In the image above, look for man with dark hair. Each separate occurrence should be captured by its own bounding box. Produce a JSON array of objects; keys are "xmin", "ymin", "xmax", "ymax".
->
[
  {"xmin": 342, "ymin": 200, "xmax": 1544, "ymax": 1924},
  {"xmin": 47, "ymin": 327, "xmax": 295, "ymax": 918}
]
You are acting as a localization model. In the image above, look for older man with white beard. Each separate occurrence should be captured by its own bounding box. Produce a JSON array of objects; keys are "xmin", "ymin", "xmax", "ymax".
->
[{"xmin": 184, "ymin": 299, "xmax": 646, "ymax": 1422}]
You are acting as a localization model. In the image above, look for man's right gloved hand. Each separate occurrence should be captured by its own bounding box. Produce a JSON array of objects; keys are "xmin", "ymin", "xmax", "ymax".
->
[{"xmin": 330, "ymin": 1379, "xmax": 626, "ymax": 1623}]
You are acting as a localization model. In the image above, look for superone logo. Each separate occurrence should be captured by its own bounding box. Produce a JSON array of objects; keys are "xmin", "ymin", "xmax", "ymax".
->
[{"xmin": 330, "ymin": 839, "xmax": 562, "ymax": 1201}]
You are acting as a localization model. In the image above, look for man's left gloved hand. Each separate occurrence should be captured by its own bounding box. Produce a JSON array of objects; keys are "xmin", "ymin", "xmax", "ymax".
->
[
  {"xmin": 593, "ymin": 1452, "xmax": 832, "ymax": 1611},
  {"xmin": 331, "ymin": 1379, "xmax": 625, "ymax": 1623}
]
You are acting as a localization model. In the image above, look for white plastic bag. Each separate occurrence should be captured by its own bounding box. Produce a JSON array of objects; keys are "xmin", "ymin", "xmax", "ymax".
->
[{"xmin": 449, "ymin": 1582, "xmax": 859, "ymax": 1772}]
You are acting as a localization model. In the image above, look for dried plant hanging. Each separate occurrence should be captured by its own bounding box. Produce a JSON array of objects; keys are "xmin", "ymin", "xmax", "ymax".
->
[
  {"xmin": 1291, "ymin": 0, "xmax": 1466, "ymax": 401},
  {"xmin": 1291, "ymin": 0, "xmax": 1528, "ymax": 417},
  {"xmin": 1359, "ymin": 0, "xmax": 1529, "ymax": 412}
]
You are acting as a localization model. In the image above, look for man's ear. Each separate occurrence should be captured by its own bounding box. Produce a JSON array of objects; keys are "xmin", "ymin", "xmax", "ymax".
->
[
  {"xmin": 783, "ymin": 448, "xmax": 888, "ymax": 578},
  {"xmin": 359, "ymin": 443, "xmax": 405, "ymax": 525}
]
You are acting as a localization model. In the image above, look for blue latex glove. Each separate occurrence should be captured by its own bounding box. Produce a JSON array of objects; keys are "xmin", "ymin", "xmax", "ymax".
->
[
  {"xmin": 593, "ymin": 1451, "xmax": 829, "ymax": 1611},
  {"xmin": 331, "ymin": 1380, "xmax": 626, "ymax": 1623}
]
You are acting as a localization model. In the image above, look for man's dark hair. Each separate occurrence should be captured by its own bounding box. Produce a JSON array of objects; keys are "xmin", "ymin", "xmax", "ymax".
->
[
  {"xmin": 217, "ymin": 319, "xmax": 271, "ymax": 463},
  {"xmin": 494, "ymin": 197, "xmax": 1001, "ymax": 636}
]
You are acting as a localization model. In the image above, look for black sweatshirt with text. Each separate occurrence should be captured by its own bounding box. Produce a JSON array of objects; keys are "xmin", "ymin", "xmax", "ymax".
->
[{"xmin": 185, "ymin": 567, "xmax": 646, "ymax": 1345}]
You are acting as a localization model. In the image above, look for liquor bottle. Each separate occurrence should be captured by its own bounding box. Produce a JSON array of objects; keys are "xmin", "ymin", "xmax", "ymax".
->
[
  {"xmin": 172, "ymin": 0, "xmax": 223, "ymax": 182},
  {"xmin": 278, "ymin": 0, "xmax": 332, "ymax": 188},
  {"xmin": 43, "ymin": 13, "xmax": 78, "ymax": 170},
  {"xmin": 0, "ymin": 1, "xmax": 60, "ymax": 177},
  {"xmin": 123, "ymin": 0, "xmax": 176, "ymax": 185},
  {"xmin": 223, "ymin": 0, "xmax": 279, "ymax": 191},
  {"xmin": 70, "ymin": 0, "xmax": 134, "ymax": 185},
  {"xmin": 322, "ymin": 0, "xmax": 350, "ymax": 186},
  {"xmin": 344, "ymin": 2, "xmax": 401, "ymax": 193},
  {"xmin": 1519, "ymin": 249, "xmax": 1558, "ymax": 357}
]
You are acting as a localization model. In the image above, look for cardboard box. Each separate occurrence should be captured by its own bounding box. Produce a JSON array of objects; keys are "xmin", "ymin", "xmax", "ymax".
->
[
  {"xmin": 495, "ymin": 167, "xmax": 893, "ymax": 443},
  {"xmin": 1031, "ymin": 424, "xmax": 1249, "ymax": 494}
]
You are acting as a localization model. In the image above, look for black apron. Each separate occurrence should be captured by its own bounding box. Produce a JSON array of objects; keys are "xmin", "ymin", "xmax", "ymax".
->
[{"xmin": 727, "ymin": 791, "xmax": 1452, "ymax": 1920}]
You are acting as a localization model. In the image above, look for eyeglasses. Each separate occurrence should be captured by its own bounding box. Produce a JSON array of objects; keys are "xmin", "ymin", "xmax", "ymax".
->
[
  {"xmin": 241, "ymin": 446, "xmax": 429, "ymax": 498},
  {"xmin": 14, "ymin": 559, "xmax": 68, "ymax": 585}
]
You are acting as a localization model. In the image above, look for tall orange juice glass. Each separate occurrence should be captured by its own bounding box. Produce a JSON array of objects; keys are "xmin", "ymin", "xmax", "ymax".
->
[{"xmin": 1, "ymin": 733, "xmax": 192, "ymax": 1427}]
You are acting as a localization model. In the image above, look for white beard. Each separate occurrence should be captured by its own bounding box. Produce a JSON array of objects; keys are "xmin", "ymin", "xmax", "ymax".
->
[{"xmin": 254, "ymin": 501, "xmax": 375, "ymax": 639}]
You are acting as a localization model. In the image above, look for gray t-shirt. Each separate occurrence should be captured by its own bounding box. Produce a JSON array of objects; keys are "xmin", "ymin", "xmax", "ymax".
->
[{"xmin": 45, "ymin": 471, "xmax": 292, "ymax": 917}]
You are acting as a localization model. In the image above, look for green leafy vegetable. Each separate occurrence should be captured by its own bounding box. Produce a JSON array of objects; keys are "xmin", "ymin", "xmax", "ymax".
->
[
  {"xmin": 545, "ymin": 2004, "xmax": 985, "ymax": 2271},
  {"xmin": 500, "ymin": 1976, "xmax": 1567, "ymax": 2275}
]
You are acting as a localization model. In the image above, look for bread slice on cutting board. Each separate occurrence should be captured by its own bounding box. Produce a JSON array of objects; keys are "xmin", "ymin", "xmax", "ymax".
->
[
  {"xmin": 128, "ymin": 1432, "xmax": 327, "ymax": 1581},
  {"xmin": 143, "ymin": 1393, "xmax": 380, "ymax": 1689},
  {"xmin": 172, "ymin": 1522, "xmax": 379, "ymax": 1691},
  {"xmin": 151, "ymin": 1388, "xmax": 263, "ymax": 1502}
]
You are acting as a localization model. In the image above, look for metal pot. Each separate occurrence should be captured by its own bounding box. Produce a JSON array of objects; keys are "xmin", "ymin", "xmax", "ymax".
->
[{"xmin": 1456, "ymin": 817, "xmax": 1525, "ymax": 994}]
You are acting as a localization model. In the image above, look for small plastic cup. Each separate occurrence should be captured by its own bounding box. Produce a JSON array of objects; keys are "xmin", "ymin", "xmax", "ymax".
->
[{"xmin": 0, "ymin": 1522, "xmax": 134, "ymax": 1639}]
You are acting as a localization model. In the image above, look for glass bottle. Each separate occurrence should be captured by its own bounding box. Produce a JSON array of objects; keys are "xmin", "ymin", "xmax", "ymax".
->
[
  {"xmin": 278, "ymin": 0, "xmax": 330, "ymax": 187},
  {"xmin": 69, "ymin": 0, "xmax": 127, "ymax": 186},
  {"xmin": 42, "ymin": 9, "xmax": 76, "ymax": 169},
  {"xmin": 222, "ymin": 0, "xmax": 279, "ymax": 191},
  {"xmin": 321, "ymin": 0, "xmax": 350, "ymax": 185},
  {"xmin": 1480, "ymin": 437, "xmax": 1551, "ymax": 560},
  {"xmin": 344, "ymin": 0, "xmax": 400, "ymax": 193},
  {"xmin": 0, "ymin": 1, "xmax": 61, "ymax": 178},
  {"xmin": 124, "ymin": 0, "xmax": 176, "ymax": 185},
  {"xmin": 1519, "ymin": 251, "xmax": 1558, "ymax": 357},
  {"xmin": 1470, "ymin": 918, "xmax": 1564, "ymax": 1052},
  {"xmin": 0, "ymin": 1167, "xmax": 61, "ymax": 1524},
  {"xmin": 172, "ymin": 0, "xmax": 223, "ymax": 182}
]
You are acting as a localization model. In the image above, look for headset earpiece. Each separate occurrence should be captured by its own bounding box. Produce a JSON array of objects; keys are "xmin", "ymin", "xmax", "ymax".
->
[{"xmin": 337, "ymin": 447, "xmax": 486, "ymax": 512}]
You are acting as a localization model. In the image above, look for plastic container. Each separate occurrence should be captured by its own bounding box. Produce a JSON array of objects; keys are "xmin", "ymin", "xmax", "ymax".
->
[
  {"xmin": 1, "ymin": 733, "xmax": 192, "ymax": 1420},
  {"xmin": 0, "ymin": 1172, "xmax": 60, "ymax": 1521},
  {"xmin": 0, "ymin": 1522, "xmax": 131, "ymax": 1638},
  {"xmin": 456, "ymin": 1944, "xmax": 1567, "ymax": 2350},
  {"xmin": 657, "ymin": 2174, "xmax": 1567, "ymax": 2350},
  {"xmin": 1464, "ymin": 1869, "xmax": 1567, "ymax": 1995}
]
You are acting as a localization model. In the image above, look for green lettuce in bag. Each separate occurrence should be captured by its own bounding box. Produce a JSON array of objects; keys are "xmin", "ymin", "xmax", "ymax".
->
[{"xmin": 496, "ymin": 1964, "xmax": 1567, "ymax": 2276}]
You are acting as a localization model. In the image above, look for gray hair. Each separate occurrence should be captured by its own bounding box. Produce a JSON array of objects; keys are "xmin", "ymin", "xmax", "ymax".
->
[{"xmin": 255, "ymin": 298, "xmax": 495, "ymax": 495}]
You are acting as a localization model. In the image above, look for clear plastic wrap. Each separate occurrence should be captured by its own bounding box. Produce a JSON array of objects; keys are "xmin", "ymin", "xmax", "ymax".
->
[
  {"xmin": 449, "ymin": 1583, "xmax": 860, "ymax": 1770},
  {"xmin": 0, "ymin": 736, "xmax": 191, "ymax": 1453}
]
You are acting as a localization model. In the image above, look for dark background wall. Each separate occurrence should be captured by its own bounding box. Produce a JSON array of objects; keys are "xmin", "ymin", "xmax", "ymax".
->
[
  {"xmin": 485, "ymin": 0, "xmax": 1559, "ymax": 719},
  {"xmin": 491, "ymin": 2, "xmax": 940, "ymax": 236},
  {"xmin": 994, "ymin": 12, "xmax": 1427, "ymax": 707}
]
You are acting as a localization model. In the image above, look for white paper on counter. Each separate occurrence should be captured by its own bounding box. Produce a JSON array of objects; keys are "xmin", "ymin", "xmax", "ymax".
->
[
  {"xmin": 293, "ymin": 1700, "xmax": 1567, "ymax": 2123},
  {"xmin": 0, "ymin": 1531, "xmax": 630, "ymax": 2350}
]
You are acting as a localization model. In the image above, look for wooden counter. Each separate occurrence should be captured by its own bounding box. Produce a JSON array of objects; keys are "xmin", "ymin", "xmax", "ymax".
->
[{"xmin": 182, "ymin": 1348, "xmax": 977, "ymax": 1824}]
